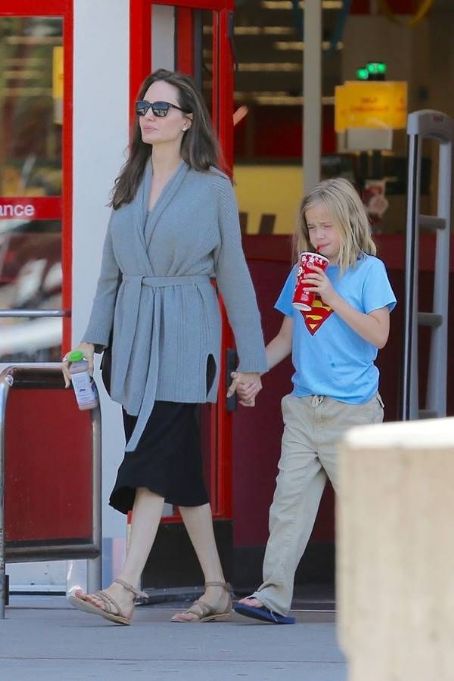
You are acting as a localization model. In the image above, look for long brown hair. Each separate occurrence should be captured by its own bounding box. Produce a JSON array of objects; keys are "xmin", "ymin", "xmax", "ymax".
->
[
  {"xmin": 294, "ymin": 178, "xmax": 376, "ymax": 273},
  {"xmin": 111, "ymin": 69, "xmax": 221, "ymax": 209}
]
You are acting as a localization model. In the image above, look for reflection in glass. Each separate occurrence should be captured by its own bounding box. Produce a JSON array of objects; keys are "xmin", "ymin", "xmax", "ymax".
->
[
  {"xmin": 0, "ymin": 220, "xmax": 62, "ymax": 362},
  {"xmin": 200, "ymin": 11, "xmax": 213, "ymax": 118},
  {"xmin": 0, "ymin": 17, "xmax": 63, "ymax": 197},
  {"xmin": 0, "ymin": 17, "xmax": 63, "ymax": 362}
]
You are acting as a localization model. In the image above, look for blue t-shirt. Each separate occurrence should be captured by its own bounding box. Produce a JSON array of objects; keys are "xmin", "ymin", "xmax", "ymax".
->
[{"xmin": 275, "ymin": 254, "xmax": 396, "ymax": 404}]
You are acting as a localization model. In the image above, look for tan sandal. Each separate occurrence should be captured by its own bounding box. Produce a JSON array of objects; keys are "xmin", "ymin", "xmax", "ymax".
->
[
  {"xmin": 171, "ymin": 581, "xmax": 232, "ymax": 623},
  {"xmin": 68, "ymin": 578, "xmax": 146, "ymax": 625}
]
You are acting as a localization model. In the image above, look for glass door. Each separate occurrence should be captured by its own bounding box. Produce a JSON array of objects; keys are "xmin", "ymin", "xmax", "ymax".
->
[
  {"xmin": 129, "ymin": 0, "xmax": 235, "ymax": 520},
  {"xmin": 0, "ymin": 2, "xmax": 72, "ymax": 363}
]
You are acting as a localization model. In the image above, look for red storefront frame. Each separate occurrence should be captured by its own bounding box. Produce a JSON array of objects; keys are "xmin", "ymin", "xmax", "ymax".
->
[
  {"xmin": 129, "ymin": 0, "xmax": 234, "ymax": 167},
  {"xmin": 0, "ymin": 5, "xmax": 103, "ymax": 571},
  {"xmin": 0, "ymin": 0, "xmax": 73, "ymax": 351},
  {"xmin": 129, "ymin": 0, "xmax": 235, "ymax": 521}
]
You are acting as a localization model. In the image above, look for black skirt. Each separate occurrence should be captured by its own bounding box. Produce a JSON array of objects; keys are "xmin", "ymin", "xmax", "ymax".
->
[{"xmin": 109, "ymin": 401, "xmax": 209, "ymax": 514}]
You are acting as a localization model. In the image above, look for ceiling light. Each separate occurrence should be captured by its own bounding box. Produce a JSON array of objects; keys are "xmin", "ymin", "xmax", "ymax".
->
[
  {"xmin": 5, "ymin": 36, "xmax": 61, "ymax": 45},
  {"xmin": 234, "ymin": 26, "xmax": 294, "ymax": 36},
  {"xmin": 235, "ymin": 90, "xmax": 291, "ymax": 97},
  {"xmin": 5, "ymin": 58, "xmax": 45, "ymax": 67},
  {"xmin": 238, "ymin": 62, "xmax": 302, "ymax": 72},
  {"xmin": 274, "ymin": 40, "xmax": 344, "ymax": 50},
  {"xmin": 262, "ymin": 1, "xmax": 343, "ymax": 9},
  {"xmin": 234, "ymin": 92, "xmax": 336, "ymax": 105},
  {"xmin": 3, "ymin": 70, "xmax": 44, "ymax": 80},
  {"xmin": 2, "ymin": 87, "xmax": 52, "ymax": 96}
]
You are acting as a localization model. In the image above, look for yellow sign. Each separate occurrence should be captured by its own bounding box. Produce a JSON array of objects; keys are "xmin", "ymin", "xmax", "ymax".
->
[
  {"xmin": 52, "ymin": 46, "xmax": 64, "ymax": 99},
  {"xmin": 335, "ymin": 81, "xmax": 407, "ymax": 132},
  {"xmin": 52, "ymin": 46, "xmax": 64, "ymax": 124}
]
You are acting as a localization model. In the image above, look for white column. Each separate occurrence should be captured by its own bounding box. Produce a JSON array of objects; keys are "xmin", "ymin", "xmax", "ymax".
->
[
  {"xmin": 73, "ymin": 0, "xmax": 129, "ymax": 542},
  {"xmin": 337, "ymin": 417, "xmax": 454, "ymax": 681}
]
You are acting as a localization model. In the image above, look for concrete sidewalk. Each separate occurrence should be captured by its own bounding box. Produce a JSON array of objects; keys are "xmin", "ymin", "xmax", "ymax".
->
[{"xmin": 0, "ymin": 596, "xmax": 346, "ymax": 681}]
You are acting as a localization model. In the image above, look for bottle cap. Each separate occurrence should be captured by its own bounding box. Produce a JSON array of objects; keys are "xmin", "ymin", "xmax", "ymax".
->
[{"xmin": 68, "ymin": 350, "xmax": 85, "ymax": 362}]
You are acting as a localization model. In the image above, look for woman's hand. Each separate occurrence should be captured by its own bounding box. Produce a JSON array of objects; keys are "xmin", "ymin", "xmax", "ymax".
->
[
  {"xmin": 303, "ymin": 265, "xmax": 337, "ymax": 307},
  {"xmin": 61, "ymin": 342, "xmax": 95, "ymax": 388},
  {"xmin": 227, "ymin": 371, "xmax": 262, "ymax": 407}
]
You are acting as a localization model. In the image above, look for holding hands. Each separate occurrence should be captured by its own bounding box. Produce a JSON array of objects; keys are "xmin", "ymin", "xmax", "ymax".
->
[{"xmin": 227, "ymin": 371, "xmax": 262, "ymax": 407}]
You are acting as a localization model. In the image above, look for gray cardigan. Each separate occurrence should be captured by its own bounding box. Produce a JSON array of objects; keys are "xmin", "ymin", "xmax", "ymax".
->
[{"xmin": 83, "ymin": 160, "xmax": 267, "ymax": 451}]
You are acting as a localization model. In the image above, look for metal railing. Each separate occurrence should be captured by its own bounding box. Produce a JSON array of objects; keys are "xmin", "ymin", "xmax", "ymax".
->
[
  {"xmin": 0, "ymin": 310, "xmax": 69, "ymax": 318},
  {"xmin": 402, "ymin": 110, "xmax": 454, "ymax": 420},
  {"xmin": 0, "ymin": 364, "xmax": 102, "ymax": 618}
]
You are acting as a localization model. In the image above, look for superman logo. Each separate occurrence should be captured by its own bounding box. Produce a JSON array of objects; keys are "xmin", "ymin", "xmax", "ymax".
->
[{"xmin": 301, "ymin": 297, "xmax": 333, "ymax": 335}]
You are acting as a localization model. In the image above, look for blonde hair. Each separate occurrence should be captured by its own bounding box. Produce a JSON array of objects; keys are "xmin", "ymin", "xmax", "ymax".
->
[{"xmin": 294, "ymin": 177, "xmax": 376, "ymax": 273}]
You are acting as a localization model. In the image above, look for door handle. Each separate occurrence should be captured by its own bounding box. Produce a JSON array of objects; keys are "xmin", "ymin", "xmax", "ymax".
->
[
  {"xmin": 225, "ymin": 347, "xmax": 238, "ymax": 412},
  {"xmin": 227, "ymin": 11, "xmax": 238, "ymax": 72}
]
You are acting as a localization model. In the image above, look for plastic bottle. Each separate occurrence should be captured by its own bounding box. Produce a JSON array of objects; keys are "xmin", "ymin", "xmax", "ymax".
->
[{"xmin": 68, "ymin": 350, "xmax": 99, "ymax": 410}]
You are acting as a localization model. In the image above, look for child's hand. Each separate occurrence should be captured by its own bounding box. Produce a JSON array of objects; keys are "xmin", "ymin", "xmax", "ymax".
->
[
  {"xmin": 227, "ymin": 371, "xmax": 262, "ymax": 407},
  {"xmin": 303, "ymin": 265, "xmax": 337, "ymax": 307},
  {"xmin": 237, "ymin": 383, "xmax": 255, "ymax": 407}
]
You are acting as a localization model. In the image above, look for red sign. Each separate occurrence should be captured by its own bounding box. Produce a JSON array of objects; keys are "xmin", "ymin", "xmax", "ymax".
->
[{"xmin": 0, "ymin": 196, "xmax": 62, "ymax": 221}]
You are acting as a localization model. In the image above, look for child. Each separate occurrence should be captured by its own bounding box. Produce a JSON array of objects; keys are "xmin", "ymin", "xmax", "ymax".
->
[{"xmin": 233, "ymin": 177, "xmax": 396, "ymax": 624}]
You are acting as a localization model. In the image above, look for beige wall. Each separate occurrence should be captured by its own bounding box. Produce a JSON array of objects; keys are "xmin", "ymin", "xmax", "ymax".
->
[{"xmin": 234, "ymin": 165, "xmax": 302, "ymax": 235}]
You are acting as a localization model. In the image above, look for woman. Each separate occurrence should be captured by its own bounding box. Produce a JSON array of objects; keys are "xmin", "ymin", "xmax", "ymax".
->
[{"xmin": 62, "ymin": 69, "xmax": 266, "ymax": 625}]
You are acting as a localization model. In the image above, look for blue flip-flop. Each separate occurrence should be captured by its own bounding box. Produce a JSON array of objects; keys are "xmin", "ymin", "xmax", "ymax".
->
[{"xmin": 234, "ymin": 602, "xmax": 295, "ymax": 624}]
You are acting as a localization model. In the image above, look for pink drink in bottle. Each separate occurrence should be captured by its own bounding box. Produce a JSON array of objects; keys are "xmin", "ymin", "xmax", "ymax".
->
[{"xmin": 68, "ymin": 350, "xmax": 99, "ymax": 410}]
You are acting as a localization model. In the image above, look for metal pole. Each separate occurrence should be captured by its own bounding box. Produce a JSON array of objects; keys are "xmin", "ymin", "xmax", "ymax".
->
[
  {"xmin": 87, "ymin": 557, "xmax": 102, "ymax": 594},
  {"xmin": 401, "ymin": 132, "xmax": 420, "ymax": 421},
  {"xmin": 87, "ymin": 402, "xmax": 102, "ymax": 593},
  {"xmin": 402, "ymin": 110, "xmax": 454, "ymax": 420},
  {"xmin": 427, "ymin": 138, "xmax": 452, "ymax": 416},
  {"xmin": 0, "ymin": 377, "xmax": 11, "ymax": 619},
  {"xmin": 303, "ymin": 0, "xmax": 322, "ymax": 195}
]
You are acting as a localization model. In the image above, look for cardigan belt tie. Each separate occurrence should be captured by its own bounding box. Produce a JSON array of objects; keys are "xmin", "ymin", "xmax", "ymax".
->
[{"xmin": 112, "ymin": 274, "xmax": 210, "ymax": 452}]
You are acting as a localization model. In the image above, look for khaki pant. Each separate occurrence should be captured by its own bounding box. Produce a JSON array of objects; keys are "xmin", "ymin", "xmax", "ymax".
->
[{"xmin": 252, "ymin": 392, "xmax": 384, "ymax": 615}]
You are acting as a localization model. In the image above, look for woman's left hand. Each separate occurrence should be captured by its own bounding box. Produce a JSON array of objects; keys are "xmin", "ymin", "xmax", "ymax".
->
[
  {"xmin": 303, "ymin": 265, "xmax": 337, "ymax": 307},
  {"xmin": 227, "ymin": 371, "xmax": 262, "ymax": 407}
]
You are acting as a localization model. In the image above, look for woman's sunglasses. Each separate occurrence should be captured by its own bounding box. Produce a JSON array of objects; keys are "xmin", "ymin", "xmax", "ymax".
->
[{"xmin": 135, "ymin": 100, "xmax": 191, "ymax": 118}]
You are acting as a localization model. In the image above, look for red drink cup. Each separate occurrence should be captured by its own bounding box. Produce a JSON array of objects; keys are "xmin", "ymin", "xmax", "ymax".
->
[{"xmin": 292, "ymin": 251, "xmax": 329, "ymax": 311}]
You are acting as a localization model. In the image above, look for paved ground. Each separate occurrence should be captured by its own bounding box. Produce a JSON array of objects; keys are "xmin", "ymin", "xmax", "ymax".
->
[{"xmin": 0, "ymin": 596, "xmax": 347, "ymax": 681}]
